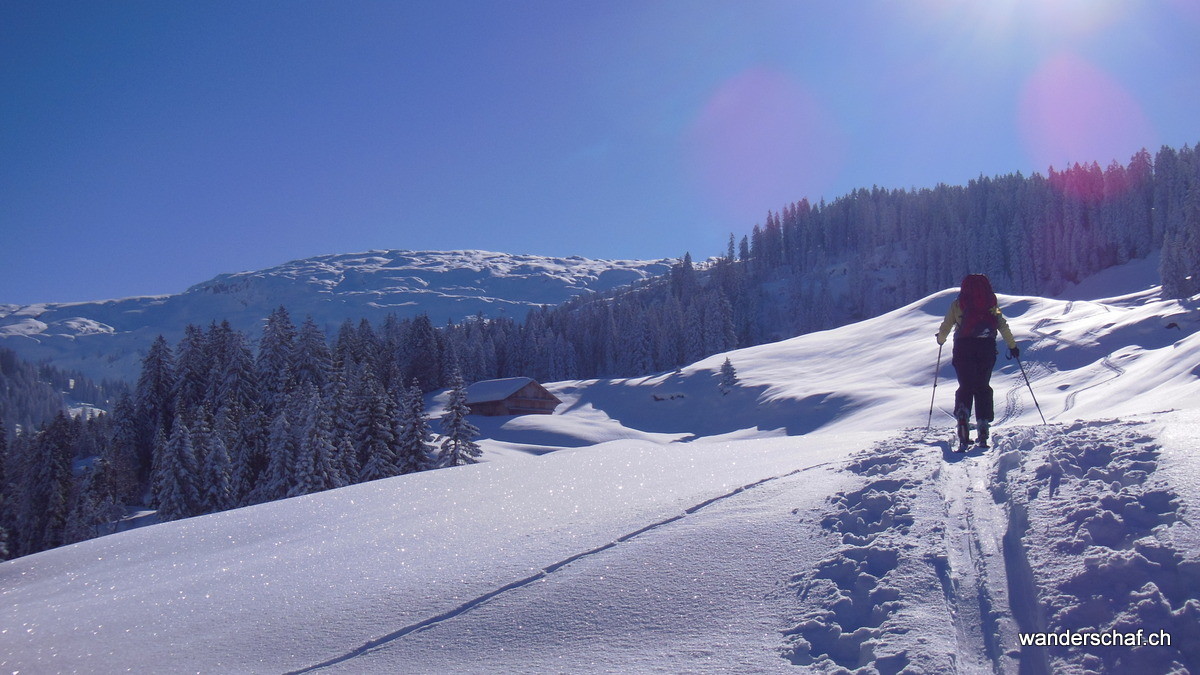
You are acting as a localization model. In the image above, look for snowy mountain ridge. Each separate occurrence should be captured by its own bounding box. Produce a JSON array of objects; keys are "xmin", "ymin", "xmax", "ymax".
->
[
  {"xmin": 3, "ymin": 253, "xmax": 1198, "ymax": 673},
  {"xmin": 0, "ymin": 249, "xmax": 672, "ymax": 383}
]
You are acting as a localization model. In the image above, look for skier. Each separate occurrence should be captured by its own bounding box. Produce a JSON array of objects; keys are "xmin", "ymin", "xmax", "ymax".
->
[{"xmin": 936, "ymin": 274, "xmax": 1019, "ymax": 449}]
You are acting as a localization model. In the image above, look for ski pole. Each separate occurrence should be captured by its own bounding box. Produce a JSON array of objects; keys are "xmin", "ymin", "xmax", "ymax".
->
[
  {"xmin": 1016, "ymin": 355, "xmax": 1047, "ymax": 425},
  {"xmin": 927, "ymin": 343, "xmax": 943, "ymax": 430}
]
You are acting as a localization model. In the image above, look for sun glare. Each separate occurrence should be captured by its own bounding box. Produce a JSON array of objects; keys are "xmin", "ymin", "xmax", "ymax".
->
[{"xmin": 908, "ymin": 0, "xmax": 1128, "ymax": 51}]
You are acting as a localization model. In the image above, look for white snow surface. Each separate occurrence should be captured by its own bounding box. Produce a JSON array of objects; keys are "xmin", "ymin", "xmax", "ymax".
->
[
  {"xmin": 3, "ymin": 254, "xmax": 1199, "ymax": 674},
  {"xmin": 0, "ymin": 250, "xmax": 671, "ymax": 383}
]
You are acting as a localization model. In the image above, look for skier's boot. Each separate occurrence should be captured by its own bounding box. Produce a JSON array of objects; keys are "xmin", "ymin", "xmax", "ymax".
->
[
  {"xmin": 956, "ymin": 416, "xmax": 971, "ymax": 451},
  {"xmin": 977, "ymin": 420, "xmax": 990, "ymax": 449}
]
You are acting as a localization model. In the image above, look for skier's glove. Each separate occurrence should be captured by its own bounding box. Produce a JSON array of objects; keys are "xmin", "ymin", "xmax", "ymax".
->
[
  {"xmin": 936, "ymin": 334, "xmax": 945, "ymax": 346},
  {"xmin": 1008, "ymin": 346, "xmax": 1020, "ymax": 359}
]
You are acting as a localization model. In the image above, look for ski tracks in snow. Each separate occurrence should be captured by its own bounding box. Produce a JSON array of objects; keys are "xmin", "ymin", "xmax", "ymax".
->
[
  {"xmin": 288, "ymin": 459, "xmax": 836, "ymax": 674},
  {"xmin": 783, "ymin": 429, "xmax": 1034, "ymax": 673},
  {"xmin": 785, "ymin": 422, "xmax": 1198, "ymax": 674},
  {"xmin": 1029, "ymin": 306, "xmax": 1129, "ymax": 417},
  {"xmin": 291, "ymin": 422, "xmax": 1196, "ymax": 674}
]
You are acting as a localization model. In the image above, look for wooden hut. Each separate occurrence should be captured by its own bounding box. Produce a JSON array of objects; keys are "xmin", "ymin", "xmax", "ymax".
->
[{"xmin": 464, "ymin": 377, "xmax": 561, "ymax": 416}]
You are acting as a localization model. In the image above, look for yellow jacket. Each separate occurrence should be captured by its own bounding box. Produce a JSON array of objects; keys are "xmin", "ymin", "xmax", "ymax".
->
[{"xmin": 937, "ymin": 299, "xmax": 1017, "ymax": 348}]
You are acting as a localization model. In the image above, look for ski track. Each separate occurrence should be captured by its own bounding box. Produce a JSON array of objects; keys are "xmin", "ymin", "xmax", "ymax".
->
[
  {"xmin": 1061, "ymin": 356, "xmax": 1126, "ymax": 415},
  {"xmin": 287, "ymin": 460, "xmax": 836, "ymax": 674},
  {"xmin": 784, "ymin": 421, "xmax": 1196, "ymax": 674},
  {"xmin": 936, "ymin": 443, "xmax": 1008, "ymax": 673},
  {"xmin": 1030, "ymin": 309, "xmax": 1129, "ymax": 418}
]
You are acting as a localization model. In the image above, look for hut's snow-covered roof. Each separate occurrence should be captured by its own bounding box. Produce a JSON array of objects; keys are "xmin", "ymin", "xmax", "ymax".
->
[{"xmin": 464, "ymin": 377, "xmax": 536, "ymax": 404}]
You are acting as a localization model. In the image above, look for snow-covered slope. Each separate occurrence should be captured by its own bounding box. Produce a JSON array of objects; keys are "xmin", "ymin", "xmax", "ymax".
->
[
  {"xmin": 2, "ymin": 254, "xmax": 1198, "ymax": 673},
  {"xmin": 0, "ymin": 250, "xmax": 671, "ymax": 383}
]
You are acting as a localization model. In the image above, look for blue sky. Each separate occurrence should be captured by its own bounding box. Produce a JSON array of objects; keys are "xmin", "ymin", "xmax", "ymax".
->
[{"xmin": 3, "ymin": 0, "xmax": 1198, "ymax": 304}]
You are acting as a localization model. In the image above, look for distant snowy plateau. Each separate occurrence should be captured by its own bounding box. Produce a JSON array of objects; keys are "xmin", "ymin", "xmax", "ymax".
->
[
  {"xmin": 0, "ymin": 250, "xmax": 671, "ymax": 382},
  {"xmin": 3, "ymin": 253, "xmax": 1200, "ymax": 673}
]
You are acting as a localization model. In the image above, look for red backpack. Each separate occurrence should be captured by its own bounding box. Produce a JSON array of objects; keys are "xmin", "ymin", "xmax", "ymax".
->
[{"xmin": 958, "ymin": 274, "xmax": 999, "ymax": 338}]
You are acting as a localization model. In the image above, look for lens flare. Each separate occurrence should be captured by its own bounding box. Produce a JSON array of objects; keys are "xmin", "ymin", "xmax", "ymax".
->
[
  {"xmin": 1018, "ymin": 53, "xmax": 1156, "ymax": 174},
  {"xmin": 686, "ymin": 67, "xmax": 845, "ymax": 226}
]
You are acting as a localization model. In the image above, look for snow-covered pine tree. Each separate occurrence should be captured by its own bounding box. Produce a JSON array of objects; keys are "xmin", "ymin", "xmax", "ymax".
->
[
  {"xmin": 219, "ymin": 400, "xmax": 262, "ymax": 507},
  {"xmin": 209, "ymin": 322, "xmax": 259, "ymax": 420},
  {"xmin": 63, "ymin": 461, "xmax": 119, "ymax": 545},
  {"xmin": 324, "ymin": 369, "xmax": 355, "ymax": 486},
  {"xmin": 134, "ymin": 336, "xmax": 176, "ymax": 486},
  {"xmin": 257, "ymin": 306, "xmax": 297, "ymax": 418},
  {"xmin": 156, "ymin": 414, "xmax": 200, "ymax": 522},
  {"xmin": 407, "ymin": 314, "xmax": 442, "ymax": 393},
  {"xmin": 438, "ymin": 370, "xmax": 481, "ymax": 468},
  {"xmin": 202, "ymin": 414, "xmax": 235, "ymax": 514},
  {"xmin": 31, "ymin": 413, "xmax": 74, "ymax": 553},
  {"xmin": 293, "ymin": 316, "xmax": 332, "ymax": 393},
  {"xmin": 336, "ymin": 435, "xmax": 359, "ymax": 484},
  {"xmin": 356, "ymin": 381, "xmax": 399, "ymax": 482},
  {"xmin": 396, "ymin": 379, "xmax": 435, "ymax": 474},
  {"xmin": 172, "ymin": 324, "xmax": 211, "ymax": 421},
  {"xmin": 258, "ymin": 410, "xmax": 297, "ymax": 503},
  {"xmin": 291, "ymin": 383, "xmax": 340, "ymax": 497},
  {"xmin": 703, "ymin": 291, "xmax": 736, "ymax": 355},
  {"xmin": 104, "ymin": 395, "xmax": 141, "ymax": 503},
  {"xmin": 332, "ymin": 319, "xmax": 356, "ymax": 377},
  {"xmin": 684, "ymin": 299, "xmax": 707, "ymax": 364},
  {"xmin": 719, "ymin": 357, "xmax": 738, "ymax": 395},
  {"xmin": 0, "ymin": 421, "xmax": 9, "ymax": 559}
]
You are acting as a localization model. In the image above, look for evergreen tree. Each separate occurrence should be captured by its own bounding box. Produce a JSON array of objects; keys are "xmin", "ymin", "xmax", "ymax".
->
[
  {"xmin": 172, "ymin": 324, "xmax": 211, "ymax": 420},
  {"xmin": 293, "ymin": 316, "xmax": 333, "ymax": 393},
  {"xmin": 134, "ymin": 336, "xmax": 176, "ymax": 486},
  {"xmin": 27, "ymin": 413, "xmax": 74, "ymax": 553},
  {"xmin": 209, "ymin": 322, "xmax": 260, "ymax": 419},
  {"xmin": 407, "ymin": 314, "xmax": 442, "ymax": 392},
  {"xmin": 396, "ymin": 380, "xmax": 435, "ymax": 474},
  {"xmin": 156, "ymin": 414, "xmax": 199, "ymax": 522},
  {"xmin": 291, "ymin": 383, "xmax": 340, "ymax": 496},
  {"xmin": 719, "ymin": 358, "xmax": 739, "ymax": 395},
  {"xmin": 0, "ymin": 420, "xmax": 9, "ymax": 559},
  {"xmin": 222, "ymin": 401, "xmax": 263, "ymax": 507},
  {"xmin": 64, "ymin": 462, "xmax": 120, "ymax": 545},
  {"xmin": 336, "ymin": 435, "xmax": 360, "ymax": 485},
  {"xmin": 438, "ymin": 371, "xmax": 481, "ymax": 468},
  {"xmin": 259, "ymin": 410, "xmax": 297, "ymax": 503},
  {"xmin": 257, "ymin": 306, "xmax": 297, "ymax": 417},
  {"xmin": 201, "ymin": 414, "xmax": 235, "ymax": 514},
  {"xmin": 356, "ymin": 382, "xmax": 399, "ymax": 481},
  {"xmin": 324, "ymin": 368, "xmax": 356, "ymax": 485},
  {"xmin": 105, "ymin": 395, "xmax": 141, "ymax": 503}
]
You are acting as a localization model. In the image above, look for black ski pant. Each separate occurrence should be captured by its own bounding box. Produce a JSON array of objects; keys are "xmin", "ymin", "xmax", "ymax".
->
[{"xmin": 952, "ymin": 337, "xmax": 997, "ymax": 424}]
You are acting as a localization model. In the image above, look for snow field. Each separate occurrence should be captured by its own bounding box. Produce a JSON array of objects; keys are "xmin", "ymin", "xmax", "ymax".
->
[{"xmin": 0, "ymin": 433, "xmax": 875, "ymax": 674}]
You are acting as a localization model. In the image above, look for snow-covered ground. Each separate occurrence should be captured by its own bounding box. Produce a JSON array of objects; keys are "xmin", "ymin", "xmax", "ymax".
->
[{"xmin": 3, "ymin": 254, "xmax": 1198, "ymax": 673}]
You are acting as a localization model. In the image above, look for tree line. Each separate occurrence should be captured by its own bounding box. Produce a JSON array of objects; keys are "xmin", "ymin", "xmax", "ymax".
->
[
  {"xmin": 0, "ymin": 312, "xmax": 484, "ymax": 560},
  {"xmin": 532, "ymin": 143, "xmax": 1200, "ymax": 378},
  {"xmin": 0, "ymin": 346, "xmax": 125, "ymax": 443}
]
